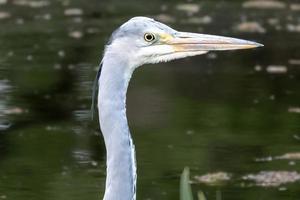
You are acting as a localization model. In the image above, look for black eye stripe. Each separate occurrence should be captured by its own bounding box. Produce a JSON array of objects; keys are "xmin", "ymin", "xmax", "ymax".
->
[{"xmin": 144, "ymin": 33, "xmax": 155, "ymax": 42}]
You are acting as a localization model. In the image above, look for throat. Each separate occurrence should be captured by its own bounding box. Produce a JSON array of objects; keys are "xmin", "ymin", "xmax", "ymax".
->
[{"xmin": 98, "ymin": 56, "xmax": 136, "ymax": 200}]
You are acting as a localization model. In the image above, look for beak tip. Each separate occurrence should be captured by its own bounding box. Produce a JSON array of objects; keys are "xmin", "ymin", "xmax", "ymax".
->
[
  {"xmin": 256, "ymin": 43, "xmax": 264, "ymax": 47},
  {"xmin": 252, "ymin": 41, "xmax": 264, "ymax": 48},
  {"xmin": 244, "ymin": 41, "xmax": 264, "ymax": 49}
]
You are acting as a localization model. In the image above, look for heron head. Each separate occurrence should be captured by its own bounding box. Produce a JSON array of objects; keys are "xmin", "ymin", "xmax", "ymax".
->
[{"xmin": 106, "ymin": 17, "xmax": 263, "ymax": 67}]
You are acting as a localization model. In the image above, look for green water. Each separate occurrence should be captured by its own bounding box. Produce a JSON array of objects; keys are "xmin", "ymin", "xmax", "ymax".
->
[{"xmin": 0, "ymin": 0, "xmax": 300, "ymax": 199}]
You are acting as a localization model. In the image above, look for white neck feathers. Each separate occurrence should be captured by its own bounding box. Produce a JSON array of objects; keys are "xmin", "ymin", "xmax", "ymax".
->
[{"xmin": 98, "ymin": 51, "xmax": 137, "ymax": 200}]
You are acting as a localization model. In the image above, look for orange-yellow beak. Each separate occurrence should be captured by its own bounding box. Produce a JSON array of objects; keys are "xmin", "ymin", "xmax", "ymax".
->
[{"xmin": 162, "ymin": 32, "xmax": 263, "ymax": 52}]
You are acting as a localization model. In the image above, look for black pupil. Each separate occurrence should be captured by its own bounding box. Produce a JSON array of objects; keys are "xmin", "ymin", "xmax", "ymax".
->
[{"xmin": 146, "ymin": 34, "xmax": 153, "ymax": 41}]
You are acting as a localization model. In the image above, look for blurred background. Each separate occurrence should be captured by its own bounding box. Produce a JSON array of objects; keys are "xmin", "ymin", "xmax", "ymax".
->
[{"xmin": 0, "ymin": 0, "xmax": 299, "ymax": 199}]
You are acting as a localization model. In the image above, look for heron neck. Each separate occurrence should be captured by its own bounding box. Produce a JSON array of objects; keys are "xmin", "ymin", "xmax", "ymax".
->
[{"xmin": 98, "ymin": 53, "xmax": 136, "ymax": 200}]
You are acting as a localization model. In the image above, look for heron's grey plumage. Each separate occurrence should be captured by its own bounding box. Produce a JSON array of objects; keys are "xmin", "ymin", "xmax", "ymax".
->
[
  {"xmin": 96, "ymin": 16, "xmax": 262, "ymax": 200},
  {"xmin": 108, "ymin": 17, "xmax": 175, "ymax": 44}
]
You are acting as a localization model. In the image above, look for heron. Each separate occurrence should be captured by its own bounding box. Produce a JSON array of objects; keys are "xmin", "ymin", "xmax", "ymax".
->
[{"xmin": 93, "ymin": 16, "xmax": 262, "ymax": 200}]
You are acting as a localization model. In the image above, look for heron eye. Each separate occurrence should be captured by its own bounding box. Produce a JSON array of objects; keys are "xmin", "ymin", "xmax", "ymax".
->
[{"xmin": 144, "ymin": 33, "xmax": 155, "ymax": 42}]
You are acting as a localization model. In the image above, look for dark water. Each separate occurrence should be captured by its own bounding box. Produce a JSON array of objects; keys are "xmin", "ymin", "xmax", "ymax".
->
[{"xmin": 0, "ymin": 0, "xmax": 300, "ymax": 199}]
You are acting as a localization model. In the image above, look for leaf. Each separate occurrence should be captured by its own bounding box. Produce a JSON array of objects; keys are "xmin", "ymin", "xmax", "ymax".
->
[
  {"xmin": 197, "ymin": 191, "xmax": 207, "ymax": 200},
  {"xmin": 180, "ymin": 167, "xmax": 194, "ymax": 200}
]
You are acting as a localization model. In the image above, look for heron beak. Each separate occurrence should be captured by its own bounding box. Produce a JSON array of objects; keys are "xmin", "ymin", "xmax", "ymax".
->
[{"xmin": 165, "ymin": 32, "xmax": 263, "ymax": 52}]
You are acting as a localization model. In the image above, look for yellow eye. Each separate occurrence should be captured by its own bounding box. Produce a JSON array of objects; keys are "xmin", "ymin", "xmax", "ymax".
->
[{"xmin": 144, "ymin": 33, "xmax": 155, "ymax": 42}]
